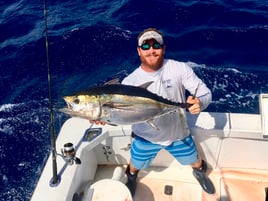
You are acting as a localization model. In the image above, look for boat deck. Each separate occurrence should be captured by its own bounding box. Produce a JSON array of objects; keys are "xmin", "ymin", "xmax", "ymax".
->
[
  {"xmin": 30, "ymin": 101, "xmax": 268, "ymax": 201},
  {"xmin": 95, "ymin": 165, "xmax": 268, "ymax": 201}
]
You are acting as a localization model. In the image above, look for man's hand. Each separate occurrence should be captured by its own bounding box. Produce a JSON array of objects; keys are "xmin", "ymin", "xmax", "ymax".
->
[
  {"xmin": 186, "ymin": 96, "xmax": 201, "ymax": 115},
  {"xmin": 89, "ymin": 120, "xmax": 106, "ymax": 125}
]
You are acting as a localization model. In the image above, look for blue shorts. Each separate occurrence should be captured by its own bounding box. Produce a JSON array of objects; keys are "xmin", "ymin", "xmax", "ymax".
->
[{"xmin": 130, "ymin": 135, "xmax": 199, "ymax": 169}]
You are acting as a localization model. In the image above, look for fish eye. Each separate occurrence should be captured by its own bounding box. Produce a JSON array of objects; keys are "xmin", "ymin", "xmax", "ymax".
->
[{"xmin": 73, "ymin": 98, "xmax": 80, "ymax": 104}]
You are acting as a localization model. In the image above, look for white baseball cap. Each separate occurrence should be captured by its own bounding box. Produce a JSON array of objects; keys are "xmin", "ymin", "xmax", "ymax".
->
[{"xmin": 138, "ymin": 30, "xmax": 164, "ymax": 46}]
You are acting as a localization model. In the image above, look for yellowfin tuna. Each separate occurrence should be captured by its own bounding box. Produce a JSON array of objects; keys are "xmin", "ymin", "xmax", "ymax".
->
[{"xmin": 60, "ymin": 81, "xmax": 190, "ymax": 127}]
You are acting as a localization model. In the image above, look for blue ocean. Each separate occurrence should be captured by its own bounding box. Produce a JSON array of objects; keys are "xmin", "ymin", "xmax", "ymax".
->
[{"xmin": 0, "ymin": 0, "xmax": 268, "ymax": 200}]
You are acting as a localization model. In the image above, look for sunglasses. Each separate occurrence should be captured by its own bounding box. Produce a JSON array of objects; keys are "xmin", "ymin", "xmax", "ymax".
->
[{"xmin": 139, "ymin": 42, "xmax": 163, "ymax": 50}]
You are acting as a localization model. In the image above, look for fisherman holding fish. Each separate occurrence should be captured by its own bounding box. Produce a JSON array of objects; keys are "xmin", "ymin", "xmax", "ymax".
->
[
  {"xmin": 62, "ymin": 28, "xmax": 215, "ymax": 196},
  {"xmin": 121, "ymin": 28, "xmax": 215, "ymax": 196}
]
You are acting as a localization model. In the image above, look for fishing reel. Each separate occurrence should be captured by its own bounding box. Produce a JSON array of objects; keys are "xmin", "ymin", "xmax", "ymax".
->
[{"xmin": 58, "ymin": 143, "xmax": 81, "ymax": 165}]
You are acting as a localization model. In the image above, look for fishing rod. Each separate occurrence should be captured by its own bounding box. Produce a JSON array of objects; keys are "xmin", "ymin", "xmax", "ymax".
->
[{"xmin": 43, "ymin": 0, "xmax": 60, "ymax": 186}]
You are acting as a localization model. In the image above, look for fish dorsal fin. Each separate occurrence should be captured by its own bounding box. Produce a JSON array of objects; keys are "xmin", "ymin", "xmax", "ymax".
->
[
  {"xmin": 138, "ymin": 81, "xmax": 154, "ymax": 89},
  {"xmin": 104, "ymin": 79, "xmax": 153, "ymax": 89},
  {"xmin": 104, "ymin": 78, "xmax": 120, "ymax": 85}
]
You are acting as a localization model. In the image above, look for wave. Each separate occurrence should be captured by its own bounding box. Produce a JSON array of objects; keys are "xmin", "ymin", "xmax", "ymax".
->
[
  {"xmin": 0, "ymin": 99, "xmax": 67, "ymax": 200},
  {"xmin": 190, "ymin": 62, "xmax": 267, "ymax": 113}
]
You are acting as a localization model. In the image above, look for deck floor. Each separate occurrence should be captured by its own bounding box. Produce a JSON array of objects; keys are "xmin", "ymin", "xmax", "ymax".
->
[{"xmin": 94, "ymin": 165, "xmax": 268, "ymax": 201}]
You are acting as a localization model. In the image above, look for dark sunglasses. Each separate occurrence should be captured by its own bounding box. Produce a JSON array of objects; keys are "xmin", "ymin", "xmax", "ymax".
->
[{"xmin": 140, "ymin": 42, "xmax": 163, "ymax": 50}]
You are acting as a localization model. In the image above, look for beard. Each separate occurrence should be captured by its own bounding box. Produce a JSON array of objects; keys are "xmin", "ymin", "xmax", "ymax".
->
[{"xmin": 140, "ymin": 53, "xmax": 164, "ymax": 71}]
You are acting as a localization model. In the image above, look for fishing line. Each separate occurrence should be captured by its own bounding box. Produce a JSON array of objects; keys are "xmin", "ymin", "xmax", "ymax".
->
[{"xmin": 43, "ymin": 0, "xmax": 60, "ymax": 186}]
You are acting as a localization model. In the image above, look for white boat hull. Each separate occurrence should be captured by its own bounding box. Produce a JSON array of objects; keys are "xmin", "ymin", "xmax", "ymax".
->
[{"xmin": 31, "ymin": 108, "xmax": 268, "ymax": 201}]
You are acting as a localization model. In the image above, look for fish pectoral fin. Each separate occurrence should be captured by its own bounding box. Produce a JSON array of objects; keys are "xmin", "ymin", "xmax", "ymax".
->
[
  {"xmin": 102, "ymin": 102, "xmax": 133, "ymax": 109},
  {"xmin": 146, "ymin": 119, "xmax": 159, "ymax": 130}
]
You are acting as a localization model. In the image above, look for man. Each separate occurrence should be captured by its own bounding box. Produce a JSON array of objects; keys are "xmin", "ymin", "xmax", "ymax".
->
[{"xmin": 121, "ymin": 28, "xmax": 215, "ymax": 196}]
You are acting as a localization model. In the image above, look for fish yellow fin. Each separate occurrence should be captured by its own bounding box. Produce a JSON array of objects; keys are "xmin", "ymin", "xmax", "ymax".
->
[{"xmin": 138, "ymin": 81, "xmax": 154, "ymax": 89}]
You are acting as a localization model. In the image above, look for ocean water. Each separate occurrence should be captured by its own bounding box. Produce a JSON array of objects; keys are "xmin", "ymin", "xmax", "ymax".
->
[{"xmin": 0, "ymin": 0, "xmax": 268, "ymax": 200}]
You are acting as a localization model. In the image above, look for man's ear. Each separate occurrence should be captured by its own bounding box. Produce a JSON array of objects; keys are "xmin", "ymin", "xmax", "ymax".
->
[{"xmin": 137, "ymin": 47, "xmax": 141, "ymax": 56}]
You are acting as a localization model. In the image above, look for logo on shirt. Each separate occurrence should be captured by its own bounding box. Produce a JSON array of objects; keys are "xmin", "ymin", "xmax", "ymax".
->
[{"xmin": 162, "ymin": 79, "xmax": 172, "ymax": 88}]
